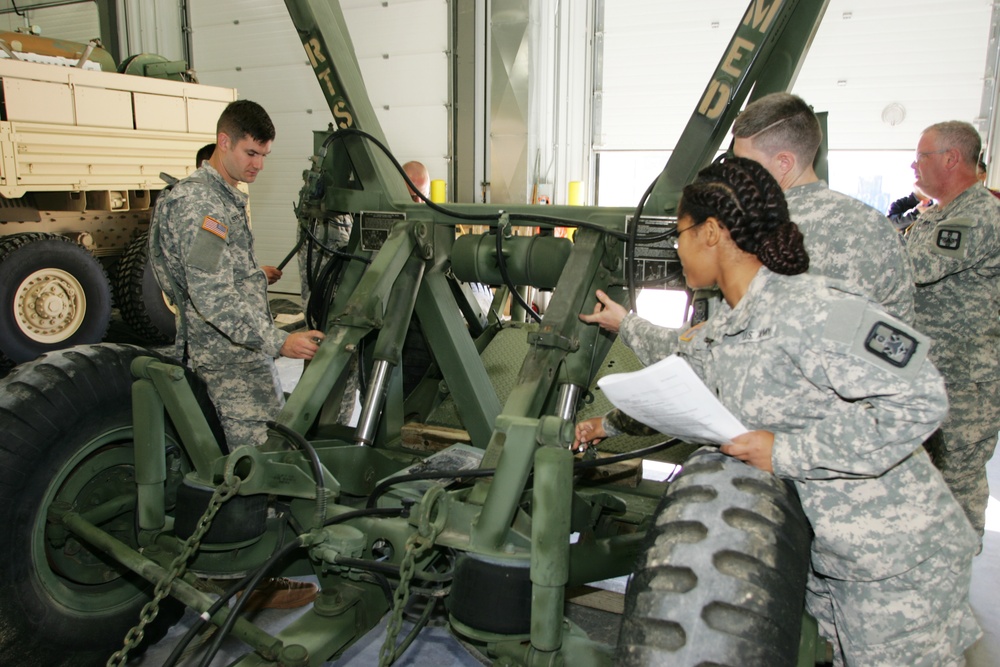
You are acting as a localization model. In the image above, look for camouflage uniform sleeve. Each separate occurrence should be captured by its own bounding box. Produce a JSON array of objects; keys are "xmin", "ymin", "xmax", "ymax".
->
[
  {"xmin": 176, "ymin": 197, "xmax": 289, "ymax": 358},
  {"xmin": 907, "ymin": 213, "xmax": 1000, "ymax": 285},
  {"xmin": 602, "ymin": 409, "xmax": 660, "ymax": 438},
  {"xmin": 771, "ymin": 301, "xmax": 948, "ymax": 480},
  {"xmin": 618, "ymin": 313, "xmax": 682, "ymax": 366}
]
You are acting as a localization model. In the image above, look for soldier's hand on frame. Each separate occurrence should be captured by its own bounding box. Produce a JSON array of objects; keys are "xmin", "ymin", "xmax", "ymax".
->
[
  {"xmin": 573, "ymin": 417, "xmax": 607, "ymax": 452},
  {"xmin": 579, "ymin": 289, "xmax": 627, "ymax": 333},
  {"xmin": 281, "ymin": 330, "xmax": 325, "ymax": 360},
  {"xmin": 721, "ymin": 430, "xmax": 775, "ymax": 473}
]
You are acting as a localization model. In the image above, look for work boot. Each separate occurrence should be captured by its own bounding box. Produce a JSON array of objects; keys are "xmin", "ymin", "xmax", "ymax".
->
[{"xmin": 239, "ymin": 577, "xmax": 318, "ymax": 611}]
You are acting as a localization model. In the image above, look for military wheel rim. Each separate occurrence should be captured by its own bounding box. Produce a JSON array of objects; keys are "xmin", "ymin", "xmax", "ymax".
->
[
  {"xmin": 14, "ymin": 267, "xmax": 87, "ymax": 343},
  {"xmin": 34, "ymin": 425, "xmax": 148, "ymax": 612}
]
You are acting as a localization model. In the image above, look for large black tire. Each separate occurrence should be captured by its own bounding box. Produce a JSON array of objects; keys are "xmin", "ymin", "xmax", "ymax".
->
[
  {"xmin": 0, "ymin": 343, "xmax": 216, "ymax": 666},
  {"xmin": 0, "ymin": 233, "xmax": 113, "ymax": 364},
  {"xmin": 617, "ymin": 448, "xmax": 813, "ymax": 667},
  {"xmin": 114, "ymin": 230, "xmax": 177, "ymax": 344}
]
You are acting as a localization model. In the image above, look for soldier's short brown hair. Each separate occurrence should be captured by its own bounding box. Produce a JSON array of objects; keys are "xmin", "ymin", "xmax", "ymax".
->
[
  {"xmin": 217, "ymin": 100, "xmax": 275, "ymax": 145},
  {"xmin": 732, "ymin": 93, "xmax": 822, "ymax": 164}
]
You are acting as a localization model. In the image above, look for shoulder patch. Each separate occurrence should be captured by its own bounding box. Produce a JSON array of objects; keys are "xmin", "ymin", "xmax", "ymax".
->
[
  {"xmin": 824, "ymin": 299, "xmax": 928, "ymax": 380},
  {"xmin": 930, "ymin": 216, "xmax": 975, "ymax": 260},
  {"xmin": 201, "ymin": 216, "xmax": 228, "ymax": 239},
  {"xmin": 863, "ymin": 321, "xmax": 917, "ymax": 368},
  {"xmin": 691, "ymin": 297, "xmax": 710, "ymax": 324}
]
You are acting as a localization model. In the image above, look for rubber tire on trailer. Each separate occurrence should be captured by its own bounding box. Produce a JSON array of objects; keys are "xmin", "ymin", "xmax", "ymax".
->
[
  {"xmin": 617, "ymin": 447, "xmax": 813, "ymax": 667},
  {"xmin": 114, "ymin": 230, "xmax": 177, "ymax": 344},
  {"xmin": 0, "ymin": 343, "xmax": 220, "ymax": 666},
  {"xmin": 0, "ymin": 232, "xmax": 113, "ymax": 364}
]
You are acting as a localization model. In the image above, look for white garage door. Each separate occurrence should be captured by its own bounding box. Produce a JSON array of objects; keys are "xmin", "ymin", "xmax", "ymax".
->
[{"xmin": 596, "ymin": 0, "xmax": 994, "ymax": 212}]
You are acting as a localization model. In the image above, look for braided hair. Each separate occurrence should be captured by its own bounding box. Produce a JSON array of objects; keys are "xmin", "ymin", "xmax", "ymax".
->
[{"xmin": 677, "ymin": 156, "xmax": 809, "ymax": 275}]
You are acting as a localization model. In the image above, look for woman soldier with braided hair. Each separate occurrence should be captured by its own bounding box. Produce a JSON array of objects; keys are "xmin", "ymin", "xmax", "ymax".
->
[{"xmin": 577, "ymin": 156, "xmax": 979, "ymax": 665}]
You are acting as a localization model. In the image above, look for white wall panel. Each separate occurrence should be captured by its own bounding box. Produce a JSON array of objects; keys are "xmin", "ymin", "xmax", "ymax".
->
[
  {"xmin": 597, "ymin": 0, "xmax": 995, "ymax": 209},
  {"xmin": 189, "ymin": 0, "xmax": 449, "ymax": 295},
  {"xmin": 0, "ymin": 3, "xmax": 99, "ymax": 44}
]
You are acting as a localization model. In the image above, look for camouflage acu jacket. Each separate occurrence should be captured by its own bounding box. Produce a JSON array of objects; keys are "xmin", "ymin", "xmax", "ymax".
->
[
  {"xmin": 616, "ymin": 269, "xmax": 971, "ymax": 580},
  {"xmin": 906, "ymin": 183, "xmax": 1000, "ymax": 383},
  {"xmin": 148, "ymin": 164, "xmax": 287, "ymax": 366},
  {"xmin": 786, "ymin": 180, "xmax": 915, "ymax": 323}
]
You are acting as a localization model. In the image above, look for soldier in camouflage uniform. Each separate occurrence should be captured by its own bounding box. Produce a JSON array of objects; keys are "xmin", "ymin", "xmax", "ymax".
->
[
  {"xmin": 905, "ymin": 120, "xmax": 1000, "ymax": 547},
  {"xmin": 732, "ymin": 92, "xmax": 915, "ymax": 322},
  {"xmin": 577, "ymin": 157, "xmax": 979, "ymax": 667},
  {"xmin": 149, "ymin": 100, "xmax": 326, "ymax": 449}
]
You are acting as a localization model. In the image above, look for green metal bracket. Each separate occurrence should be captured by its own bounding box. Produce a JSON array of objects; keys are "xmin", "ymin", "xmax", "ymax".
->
[{"xmin": 131, "ymin": 357, "xmax": 223, "ymax": 480}]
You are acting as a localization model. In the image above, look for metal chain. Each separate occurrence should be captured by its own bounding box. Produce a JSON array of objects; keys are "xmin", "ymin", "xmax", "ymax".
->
[
  {"xmin": 106, "ymin": 473, "xmax": 242, "ymax": 667},
  {"xmin": 377, "ymin": 492, "xmax": 445, "ymax": 667}
]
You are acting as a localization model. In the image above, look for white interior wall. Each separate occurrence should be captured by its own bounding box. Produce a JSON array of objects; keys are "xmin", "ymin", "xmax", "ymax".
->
[
  {"xmin": 530, "ymin": 0, "xmax": 591, "ymax": 206},
  {"xmin": 118, "ymin": 0, "xmax": 185, "ymax": 63},
  {"xmin": 0, "ymin": 2, "xmax": 99, "ymax": 44}
]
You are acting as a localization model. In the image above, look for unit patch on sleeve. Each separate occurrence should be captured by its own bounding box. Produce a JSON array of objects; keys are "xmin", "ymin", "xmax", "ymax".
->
[
  {"xmin": 201, "ymin": 216, "xmax": 228, "ymax": 239},
  {"xmin": 936, "ymin": 229, "xmax": 961, "ymax": 250},
  {"xmin": 864, "ymin": 321, "xmax": 917, "ymax": 368},
  {"xmin": 929, "ymin": 217, "xmax": 974, "ymax": 259}
]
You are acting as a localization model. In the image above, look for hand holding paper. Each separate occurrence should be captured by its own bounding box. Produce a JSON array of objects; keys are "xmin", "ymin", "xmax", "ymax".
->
[{"xmin": 596, "ymin": 354, "xmax": 747, "ymax": 445}]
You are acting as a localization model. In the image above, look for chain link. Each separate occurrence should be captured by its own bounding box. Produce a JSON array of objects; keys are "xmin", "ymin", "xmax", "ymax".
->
[
  {"xmin": 377, "ymin": 490, "xmax": 445, "ymax": 667},
  {"xmin": 106, "ymin": 473, "xmax": 242, "ymax": 667}
]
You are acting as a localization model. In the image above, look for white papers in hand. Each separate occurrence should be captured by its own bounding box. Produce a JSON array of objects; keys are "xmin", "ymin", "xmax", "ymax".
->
[{"xmin": 596, "ymin": 354, "xmax": 747, "ymax": 445}]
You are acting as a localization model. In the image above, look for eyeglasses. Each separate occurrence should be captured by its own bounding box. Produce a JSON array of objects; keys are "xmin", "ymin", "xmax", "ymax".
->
[
  {"xmin": 914, "ymin": 149, "xmax": 948, "ymax": 162},
  {"xmin": 672, "ymin": 220, "xmax": 706, "ymax": 250}
]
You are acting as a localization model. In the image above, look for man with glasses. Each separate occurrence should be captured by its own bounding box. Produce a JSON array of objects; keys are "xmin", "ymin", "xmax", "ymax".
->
[{"xmin": 905, "ymin": 120, "xmax": 1000, "ymax": 551}]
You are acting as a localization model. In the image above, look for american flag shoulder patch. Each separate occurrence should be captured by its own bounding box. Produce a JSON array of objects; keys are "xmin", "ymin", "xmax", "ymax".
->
[{"xmin": 201, "ymin": 216, "xmax": 228, "ymax": 239}]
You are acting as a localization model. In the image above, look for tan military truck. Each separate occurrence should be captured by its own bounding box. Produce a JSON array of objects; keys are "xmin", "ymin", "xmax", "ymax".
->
[{"xmin": 0, "ymin": 34, "xmax": 236, "ymax": 370}]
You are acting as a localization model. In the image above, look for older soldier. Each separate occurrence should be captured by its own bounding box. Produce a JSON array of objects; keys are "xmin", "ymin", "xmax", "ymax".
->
[
  {"xmin": 731, "ymin": 92, "xmax": 915, "ymax": 321},
  {"xmin": 905, "ymin": 120, "xmax": 1000, "ymax": 549},
  {"xmin": 148, "ymin": 100, "xmax": 324, "ymax": 449},
  {"xmin": 577, "ymin": 157, "xmax": 978, "ymax": 667}
]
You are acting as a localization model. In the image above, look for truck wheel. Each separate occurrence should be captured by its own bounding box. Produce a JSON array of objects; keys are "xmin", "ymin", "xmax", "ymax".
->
[
  {"xmin": 0, "ymin": 233, "xmax": 113, "ymax": 364},
  {"xmin": 0, "ymin": 343, "xmax": 211, "ymax": 666},
  {"xmin": 617, "ymin": 448, "xmax": 813, "ymax": 667},
  {"xmin": 114, "ymin": 230, "xmax": 177, "ymax": 343}
]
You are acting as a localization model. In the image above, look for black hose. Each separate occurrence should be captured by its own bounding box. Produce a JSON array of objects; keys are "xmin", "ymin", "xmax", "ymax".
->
[
  {"xmin": 573, "ymin": 438, "xmax": 682, "ymax": 470},
  {"xmin": 322, "ymin": 128, "xmax": 636, "ymax": 239},
  {"xmin": 494, "ymin": 224, "xmax": 542, "ymax": 324},
  {"xmin": 365, "ymin": 467, "xmax": 497, "ymax": 509},
  {"xmin": 267, "ymin": 421, "xmax": 327, "ymax": 528},
  {"xmin": 627, "ymin": 175, "xmax": 659, "ymax": 314},
  {"xmin": 161, "ymin": 575, "xmax": 252, "ymax": 667},
  {"xmin": 193, "ymin": 538, "xmax": 304, "ymax": 667}
]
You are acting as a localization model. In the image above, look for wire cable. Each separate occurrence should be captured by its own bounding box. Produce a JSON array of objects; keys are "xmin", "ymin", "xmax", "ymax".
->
[
  {"xmin": 494, "ymin": 224, "xmax": 542, "ymax": 323},
  {"xmin": 193, "ymin": 539, "xmax": 304, "ymax": 667},
  {"xmin": 321, "ymin": 127, "xmax": 640, "ymax": 239}
]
